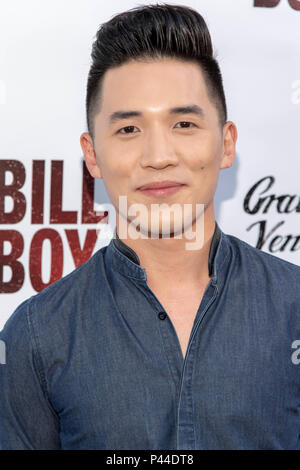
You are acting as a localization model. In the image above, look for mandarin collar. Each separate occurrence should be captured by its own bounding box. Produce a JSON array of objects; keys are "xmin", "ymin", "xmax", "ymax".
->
[{"xmin": 111, "ymin": 222, "xmax": 222, "ymax": 278}]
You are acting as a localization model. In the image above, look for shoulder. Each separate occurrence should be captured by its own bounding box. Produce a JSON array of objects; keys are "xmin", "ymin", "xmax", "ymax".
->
[
  {"xmin": 1, "ymin": 245, "xmax": 108, "ymax": 342},
  {"xmin": 34, "ymin": 245, "xmax": 107, "ymax": 302},
  {"xmin": 223, "ymin": 231, "xmax": 300, "ymax": 286}
]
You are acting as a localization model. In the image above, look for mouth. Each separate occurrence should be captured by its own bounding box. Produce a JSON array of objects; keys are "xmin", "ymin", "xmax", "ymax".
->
[{"xmin": 137, "ymin": 181, "xmax": 185, "ymax": 198}]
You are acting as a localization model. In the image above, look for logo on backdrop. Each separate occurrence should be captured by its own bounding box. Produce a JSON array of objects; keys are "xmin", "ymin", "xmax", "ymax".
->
[
  {"xmin": 243, "ymin": 176, "xmax": 300, "ymax": 253},
  {"xmin": 254, "ymin": 0, "xmax": 300, "ymax": 10},
  {"xmin": 0, "ymin": 159, "xmax": 108, "ymax": 294}
]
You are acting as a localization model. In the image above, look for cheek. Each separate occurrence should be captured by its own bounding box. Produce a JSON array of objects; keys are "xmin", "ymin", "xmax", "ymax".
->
[
  {"xmin": 96, "ymin": 144, "xmax": 128, "ymax": 181},
  {"xmin": 187, "ymin": 149, "xmax": 219, "ymax": 172},
  {"xmin": 95, "ymin": 152, "xmax": 133, "ymax": 207},
  {"xmin": 185, "ymin": 132, "xmax": 222, "ymax": 171}
]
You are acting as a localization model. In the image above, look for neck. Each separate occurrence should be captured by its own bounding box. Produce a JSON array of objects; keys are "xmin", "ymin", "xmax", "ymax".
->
[{"xmin": 115, "ymin": 204, "xmax": 216, "ymax": 287}]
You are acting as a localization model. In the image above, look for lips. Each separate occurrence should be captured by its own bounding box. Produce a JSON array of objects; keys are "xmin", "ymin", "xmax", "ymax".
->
[
  {"xmin": 138, "ymin": 181, "xmax": 184, "ymax": 190},
  {"xmin": 137, "ymin": 180, "xmax": 185, "ymax": 198}
]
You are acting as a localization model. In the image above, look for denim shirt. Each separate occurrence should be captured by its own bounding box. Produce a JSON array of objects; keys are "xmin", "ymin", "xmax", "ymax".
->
[{"xmin": 0, "ymin": 223, "xmax": 300, "ymax": 450}]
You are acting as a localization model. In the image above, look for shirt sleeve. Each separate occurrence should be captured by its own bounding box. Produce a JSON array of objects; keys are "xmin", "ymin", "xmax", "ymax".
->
[{"xmin": 0, "ymin": 298, "xmax": 61, "ymax": 449}]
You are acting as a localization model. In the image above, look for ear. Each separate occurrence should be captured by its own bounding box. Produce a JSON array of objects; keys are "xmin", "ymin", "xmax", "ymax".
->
[
  {"xmin": 220, "ymin": 121, "xmax": 238, "ymax": 170},
  {"xmin": 80, "ymin": 132, "xmax": 102, "ymax": 179}
]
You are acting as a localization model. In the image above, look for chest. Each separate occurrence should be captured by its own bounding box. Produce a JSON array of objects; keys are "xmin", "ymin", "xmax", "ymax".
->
[
  {"xmin": 49, "ymin": 280, "xmax": 299, "ymax": 449},
  {"xmin": 154, "ymin": 291, "xmax": 206, "ymax": 359}
]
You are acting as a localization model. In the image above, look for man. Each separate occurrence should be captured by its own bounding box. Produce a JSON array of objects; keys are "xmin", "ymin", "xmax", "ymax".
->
[{"xmin": 0, "ymin": 3, "xmax": 299, "ymax": 450}]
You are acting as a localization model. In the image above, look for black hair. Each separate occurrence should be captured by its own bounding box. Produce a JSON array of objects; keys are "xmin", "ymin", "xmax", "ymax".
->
[{"xmin": 86, "ymin": 2, "xmax": 227, "ymax": 139}]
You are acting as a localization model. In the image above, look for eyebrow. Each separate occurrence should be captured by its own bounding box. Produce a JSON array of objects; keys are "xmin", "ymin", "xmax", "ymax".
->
[{"xmin": 108, "ymin": 104, "xmax": 205, "ymax": 124}]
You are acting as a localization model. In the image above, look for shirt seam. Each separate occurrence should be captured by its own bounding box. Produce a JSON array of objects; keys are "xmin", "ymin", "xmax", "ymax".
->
[{"xmin": 26, "ymin": 296, "xmax": 60, "ymax": 422}]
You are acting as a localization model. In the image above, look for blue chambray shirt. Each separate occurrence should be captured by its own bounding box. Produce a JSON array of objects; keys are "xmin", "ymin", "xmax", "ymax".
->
[{"xmin": 0, "ymin": 222, "xmax": 300, "ymax": 450}]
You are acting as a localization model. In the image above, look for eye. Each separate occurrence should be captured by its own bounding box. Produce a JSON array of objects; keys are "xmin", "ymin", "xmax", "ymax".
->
[
  {"xmin": 174, "ymin": 121, "xmax": 197, "ymax": 129},
  {"xmin": 117, "ymin": 126, "xmax": 139, "ymax": 135}
]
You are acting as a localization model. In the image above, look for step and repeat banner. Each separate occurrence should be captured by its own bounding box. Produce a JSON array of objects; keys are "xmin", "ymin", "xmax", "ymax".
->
[{"xmin": 0, "ymin": 0, "xmax": 299, "ymax": 330}]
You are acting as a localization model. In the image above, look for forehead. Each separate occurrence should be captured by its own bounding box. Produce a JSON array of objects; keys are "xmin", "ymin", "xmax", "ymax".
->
[{"xmin": 99, "ymin": 58, "xmax": 212, "ymax": 115}]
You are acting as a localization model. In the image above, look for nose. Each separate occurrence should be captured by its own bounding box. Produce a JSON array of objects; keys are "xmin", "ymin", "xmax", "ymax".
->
[{"xmin": 139, "ymin": 125, "xmax": 179, "ymax": 170}]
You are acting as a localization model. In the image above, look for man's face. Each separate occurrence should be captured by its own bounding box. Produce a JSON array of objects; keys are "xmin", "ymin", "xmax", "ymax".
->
[{"xmin": 81, "ymin": 57, "xmax": 236, "ymax": 237}]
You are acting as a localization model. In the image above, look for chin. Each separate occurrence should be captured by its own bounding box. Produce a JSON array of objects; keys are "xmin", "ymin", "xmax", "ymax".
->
[{"xmin": 130, "ymin": 214, "xmax": 186, "ymax": 240}]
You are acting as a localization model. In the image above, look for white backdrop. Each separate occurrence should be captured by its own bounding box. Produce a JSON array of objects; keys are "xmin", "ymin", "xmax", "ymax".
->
[{"xmin": 0, "ymin": 0, "xmax": 299, "ymax": 330}]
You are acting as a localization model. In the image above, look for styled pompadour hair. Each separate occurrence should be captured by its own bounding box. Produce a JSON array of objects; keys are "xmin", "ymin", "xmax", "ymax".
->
[{"xmin": 86, "ymin": 2, "xmax": 227, "ymax": 138}]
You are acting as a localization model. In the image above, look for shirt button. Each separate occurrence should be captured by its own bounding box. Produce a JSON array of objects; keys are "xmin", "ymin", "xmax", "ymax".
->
[{"xmin": 158, "ymin": 311, "xmax": 167, "ymax": 320}]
